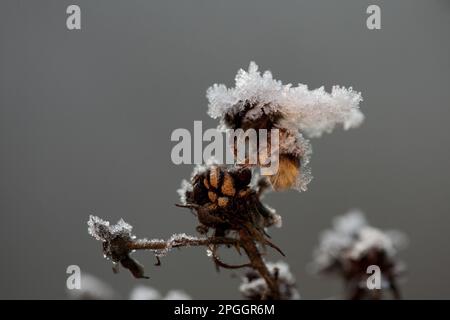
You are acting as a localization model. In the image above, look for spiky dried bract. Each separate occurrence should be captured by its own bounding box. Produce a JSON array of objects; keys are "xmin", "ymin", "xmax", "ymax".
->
[
  {"xmin": 207, "ymin": 62, "xmax": 363, "ymax": 191},
  {"xmin": 311, "ymin": 210, "xmax": 407, "ymax": 299},
  {"xmin": 240, "ymin": 261, "xmax": 300, "ymax": 300}
]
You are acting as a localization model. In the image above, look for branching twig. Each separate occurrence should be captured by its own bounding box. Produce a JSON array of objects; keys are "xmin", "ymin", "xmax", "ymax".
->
[{"xmin": 127, "ymin": 236, "xmax": 241, "ymax": 251}]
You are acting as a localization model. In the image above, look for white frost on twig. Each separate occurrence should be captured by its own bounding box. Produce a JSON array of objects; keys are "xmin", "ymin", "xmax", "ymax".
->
[{"xmin": 87, "ymin": 215, "xmax": 134, "ymax": 242}]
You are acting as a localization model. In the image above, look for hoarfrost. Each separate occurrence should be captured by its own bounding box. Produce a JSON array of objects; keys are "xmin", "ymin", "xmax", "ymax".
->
[
  {"xmin": 207, "ymin": 61, "xmax": 364, "ymax": 138},
  {"xmin": 177, "ymin": 179, "xmax": 192, "ymax": 205},
  {"xmin": 87, "ymin": 215, "xmax": 134, "ymax": 242}
]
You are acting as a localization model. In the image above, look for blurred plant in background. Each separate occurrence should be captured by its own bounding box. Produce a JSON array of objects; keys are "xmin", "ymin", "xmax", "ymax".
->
[
  {"xmin": 67, "ymin": 273, "xmax": 191, "ymax": 300},
  {"xmin": 239, "ymin": 261, "xmax": 300, "ymax": 300},
  {"xmin": 310, "ymin": 210, "xmax": 408, "ymax": 299}
]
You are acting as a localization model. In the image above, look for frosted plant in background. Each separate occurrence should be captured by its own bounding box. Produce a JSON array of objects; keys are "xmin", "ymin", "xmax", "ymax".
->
[
  {"xmin": 129, "ymin": 285, "xmax": 161, "ymax": 300},
  {"xmin": 207, "ymin": 62, "xmax": 364, "ymax": 191},
  {"xmin": 66, "ymin": 273, "xmax": 117, "ymax": 300},
  {"xmin": 311, "ymin": 209, "xmax": 407, "ymax": 300},
  {"xmin": 129, "ymin": 286, "xmax": 191, "ymax": 300},
  {"xmin": 67, "ymin": 274, "xmax": 192, "ymax": 300},
  {"xmin": 164, "ymin": 290, "xmax": 192, "ymax": 300},
  {"xmin": 240, "ymin": 261, "xmax": 300, "ymax": 300}
]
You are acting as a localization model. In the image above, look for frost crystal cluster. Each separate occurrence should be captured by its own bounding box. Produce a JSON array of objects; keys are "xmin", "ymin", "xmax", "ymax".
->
[
  {"xmin": 207, "ymin": 62, "xmax": 364, "ymax": 191},
  {"xmin": 88, "ymin": 215, "xmax": 134, "ymax": 243}
]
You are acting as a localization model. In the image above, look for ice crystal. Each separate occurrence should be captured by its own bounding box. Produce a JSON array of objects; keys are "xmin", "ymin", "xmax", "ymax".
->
[
  {"xmin": 87, "ymin": 215, "xmax": 150, "ymax": 278},
  {"xmin": 88, "ymin": 215, "xmax": 133, "ymax": 243},
  {"xmin": 263, "ymin": 204, "xmax": 282, "ymax": 228},
  {"xmin": 207, "ymin": 62, "xmax": 364, "ymax": 138},
  {"xmin": 177, "ymin": 179, "xmax": 192, "ymax": 205}
]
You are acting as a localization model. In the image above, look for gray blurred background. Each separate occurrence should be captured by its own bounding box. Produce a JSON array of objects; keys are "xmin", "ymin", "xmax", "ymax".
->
[{"xmin": 1, "ymin": 0, "xmax": 449, "ymax": 299}]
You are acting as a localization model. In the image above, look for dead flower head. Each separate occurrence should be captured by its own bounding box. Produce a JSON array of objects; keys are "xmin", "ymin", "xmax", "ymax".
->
[{"xmin": 177, "ymin": 161, "xmax": 282, "ymax": 237}]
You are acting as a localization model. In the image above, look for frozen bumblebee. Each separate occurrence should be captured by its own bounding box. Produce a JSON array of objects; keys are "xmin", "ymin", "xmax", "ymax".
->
[
  {"xmin": 207, "ymin": 62, "xmax": 364, "ymax": 191},
  {"xmin": 179, "ymin": 164, "xmax": 281, "ymax": 236},
  {"xmin": 222, "ymin": 100, "xmax": 307, "ymax": 191}
]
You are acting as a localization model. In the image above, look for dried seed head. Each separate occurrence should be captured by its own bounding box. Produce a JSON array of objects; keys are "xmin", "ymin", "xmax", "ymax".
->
[
  {"xmin": 209, "ymin": 166, "xmax": 220, "ymax": 189},
  {"xmin": 217, "ymin": 197, "xmax": 229, "ymax": 208},
  {"xmin": 221, "ymin": 172, "xmax": 236, "ymax": 196},
  {"xmin": 208, "ymin": 191, "xmax": 217, "ymax": 203},
  {"xmin": 178, "ymin": 163, "xmax": 281, "ymax": 233}
]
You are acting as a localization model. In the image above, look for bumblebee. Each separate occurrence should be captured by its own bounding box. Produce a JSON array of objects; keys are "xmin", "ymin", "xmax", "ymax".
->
[{"xmin": 223, "ymin": 101, "xmax": 304, "ymax": 191}]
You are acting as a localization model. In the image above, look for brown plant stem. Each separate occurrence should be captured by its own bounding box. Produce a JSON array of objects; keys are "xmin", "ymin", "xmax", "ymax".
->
[
  {"xmin": 239, "ymin": 229, "xmax": 281, "ymax": 300},
  {"xmin": 126, "ymin": 236, "xmax": 240, "ymax": 251},
  {"xmin": 125, "ymin": 233, "xmax": 281, "ymax": 300}
]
